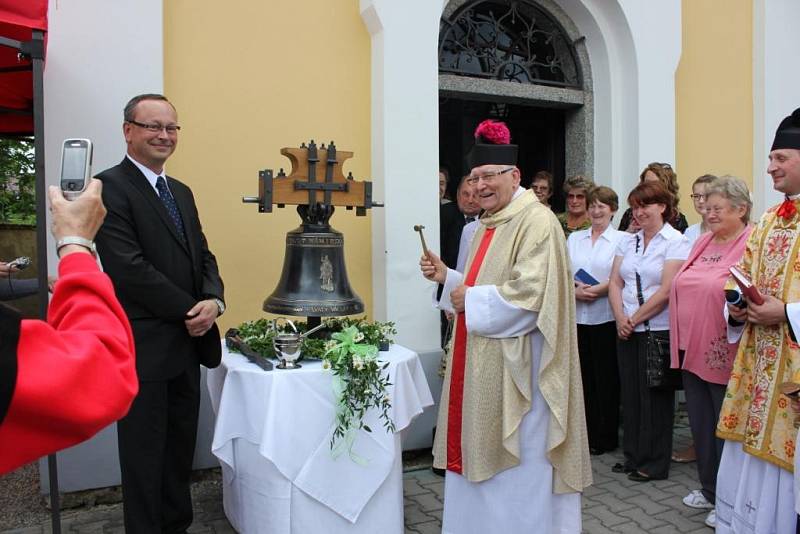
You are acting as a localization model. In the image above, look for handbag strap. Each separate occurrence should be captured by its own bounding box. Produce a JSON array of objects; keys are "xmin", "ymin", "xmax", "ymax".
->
[{"xmin": 633, "ymin": 234, "xmax": 652, "ymax": 335}]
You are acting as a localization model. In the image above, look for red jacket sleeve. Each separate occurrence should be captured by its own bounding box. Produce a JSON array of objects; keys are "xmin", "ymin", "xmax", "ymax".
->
[{"xmin": 0, "ymin": 253, "xmax": 138, "ymax": 474}]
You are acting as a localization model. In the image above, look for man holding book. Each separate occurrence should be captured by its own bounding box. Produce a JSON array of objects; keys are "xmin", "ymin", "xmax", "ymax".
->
[{"xmin": 717, "ymin": 107, "xmax": 800, "ymax": 533}]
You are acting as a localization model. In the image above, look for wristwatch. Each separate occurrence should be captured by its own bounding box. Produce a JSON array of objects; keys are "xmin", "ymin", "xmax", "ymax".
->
[
  {"xmin": 56, "ymin": 236, "xmax": 97, "ymax": 257},
  {"xmin": 213, "ymin": 298, "xmax": 226, "ymax": 316}
]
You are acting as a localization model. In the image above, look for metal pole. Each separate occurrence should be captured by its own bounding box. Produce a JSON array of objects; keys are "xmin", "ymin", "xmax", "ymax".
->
[{"xmin": 29, "ymin": 28, "xmax": 61, "ymax": 534}]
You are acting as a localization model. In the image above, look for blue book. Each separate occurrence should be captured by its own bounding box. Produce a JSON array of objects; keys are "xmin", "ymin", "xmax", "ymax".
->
[{"xmin": 574, "ymin": 268, "xmax": 600, "ymax": 286}]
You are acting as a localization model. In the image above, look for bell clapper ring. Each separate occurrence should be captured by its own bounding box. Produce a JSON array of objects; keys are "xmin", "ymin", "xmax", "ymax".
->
[{"xmin": 413, "ymin": 225, "xmax": 430, "ymax": 259}]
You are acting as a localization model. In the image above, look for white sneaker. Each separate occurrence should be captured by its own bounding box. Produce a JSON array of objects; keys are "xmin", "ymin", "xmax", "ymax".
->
[
  {"xmin": 705, "ymin": 508, "xmax": 717, "ymax": 528},
  {"xmin": 683, "ymin": 489, "xmax": 714, "ymax": 509}
]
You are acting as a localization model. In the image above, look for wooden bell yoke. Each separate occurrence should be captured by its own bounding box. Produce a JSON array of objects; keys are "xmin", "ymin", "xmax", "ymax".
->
[{"xmin": 242, "ymin": 140, "xmax": 379, "ymax": 219}]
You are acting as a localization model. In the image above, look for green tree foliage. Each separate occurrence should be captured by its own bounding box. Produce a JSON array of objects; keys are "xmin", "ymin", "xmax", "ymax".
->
[{"xmin": 0, "ymin": 138, "xmax": 36, "ymax": 225}]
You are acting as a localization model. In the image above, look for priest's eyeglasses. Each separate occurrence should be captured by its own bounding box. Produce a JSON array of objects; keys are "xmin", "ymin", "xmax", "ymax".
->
[
  {"xmin": 127, "ymin": 120, "xmax": 181, "ymax": 134},
  {"xmin": 465, "ymin": 167, "xmax": 515, "ymax": 186}
]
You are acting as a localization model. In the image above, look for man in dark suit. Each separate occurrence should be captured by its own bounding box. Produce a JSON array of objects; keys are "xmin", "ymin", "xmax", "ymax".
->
[
  {"xmin": 440, "ymin": 174, "xmax": 480, "ymax": 271},
  {"xmin": 438, "ymin": 175, "xmax": 480, "ymax": 346},
  {"xmin": 95, "ymin": 93, "xmax": 225, "ymax": 534}
]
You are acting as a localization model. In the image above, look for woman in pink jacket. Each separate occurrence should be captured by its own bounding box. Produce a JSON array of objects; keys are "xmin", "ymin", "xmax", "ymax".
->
[{"xmin": 668, "ymin": 175, "xmax": 752, "ymax": 529}]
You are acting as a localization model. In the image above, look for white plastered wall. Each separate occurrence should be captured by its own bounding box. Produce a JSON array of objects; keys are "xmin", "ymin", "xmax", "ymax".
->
[
  {"xmin": 753, "ymin": 0, "xmax": 800, "ymax": 215},
  {"xmin": 39, "ymin": 0, "xmax": 164, "ymax": 493},
  {"xmin": 40, "ymin": 0, "xmax": 217, "ymax": 492}
]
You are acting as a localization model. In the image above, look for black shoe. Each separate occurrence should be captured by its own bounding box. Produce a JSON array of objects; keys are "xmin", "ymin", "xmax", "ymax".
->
[
  {"xmin": 589, "ymin": 447, "xmax": 604, "ymax": 456},
  {"xmin": 627, "ymin": 471, "xmax": 666, "ymax": 482},
  {"xmin": 612, "ymin": 462, "xmax": 634, "ymax": 474},
  {"xmin": 432, "ymin": 467, "xmax": 445, "ymax": 477}
]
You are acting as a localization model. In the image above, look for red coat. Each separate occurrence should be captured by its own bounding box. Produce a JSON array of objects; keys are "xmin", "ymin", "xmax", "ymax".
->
[{"xmin": 0, "ymin": 252, "xmax": 137, "ymax": 474}]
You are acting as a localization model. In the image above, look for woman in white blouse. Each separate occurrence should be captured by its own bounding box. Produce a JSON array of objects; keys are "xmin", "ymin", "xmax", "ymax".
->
[
  {"xmin": 608, "ymin": 181, "xmax": 690, "ymax": 482},
  {"xmin": 567, "ymin": 186, "xmax": 625, "ymax": 456}
]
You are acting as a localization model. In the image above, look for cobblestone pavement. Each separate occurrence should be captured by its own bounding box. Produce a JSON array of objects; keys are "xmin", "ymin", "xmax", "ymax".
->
[{"xmin": 2, "ymin": 418, "xmax": 711, "ymax": 533}]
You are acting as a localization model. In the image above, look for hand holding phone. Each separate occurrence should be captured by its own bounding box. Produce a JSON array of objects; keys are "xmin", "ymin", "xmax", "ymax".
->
[
  {"xmin": 60, "ymin": 139, "xmax": 93, "ymax": 200},
  {"xmin": 6, "ymin": 256, "xmax": 31, "ymax": 270}
]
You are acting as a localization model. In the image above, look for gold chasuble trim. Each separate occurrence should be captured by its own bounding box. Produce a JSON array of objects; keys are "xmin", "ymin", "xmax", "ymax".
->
[
  {"xmin": 432, "ymin": 189, "xmax": 592, "ymax": 493},
  {"xmin": 718, "ymin": 200, "xmax": 800, "ymax": 471}
]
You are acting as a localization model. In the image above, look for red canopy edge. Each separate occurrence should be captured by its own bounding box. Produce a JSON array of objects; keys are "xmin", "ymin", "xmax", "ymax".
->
[
  {"xmin": 0, "ymin": 1, "xmax": 47, "ymax": 31},
  {"xmin": 0, "ymin": 0, "xmax": 47, "ymax": 135}
]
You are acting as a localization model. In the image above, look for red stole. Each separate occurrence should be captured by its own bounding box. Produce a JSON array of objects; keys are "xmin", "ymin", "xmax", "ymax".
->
[{"xmin": 446, "ymin": 227, "xmax": 496, "ymax": 473}]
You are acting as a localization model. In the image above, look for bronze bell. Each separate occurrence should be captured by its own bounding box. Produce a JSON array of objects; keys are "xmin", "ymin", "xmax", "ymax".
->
[
  {"xmin": 243, "ymin": 140, "xmax": 380, "ymax": 320},
  {"xmin": 264, "ymin": 219, "xmax": 363, "ymax": 316}
]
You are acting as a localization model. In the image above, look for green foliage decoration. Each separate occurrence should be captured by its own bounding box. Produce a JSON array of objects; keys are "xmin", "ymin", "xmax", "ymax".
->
[
  {"xmin": 231, "ymin": 316, "xmax": 397, "ymax": 453},
  {"xmin": 322, "ymin": 325, "xmax": 396, "ymax": 451},
  {"xmin": 0, "ymin": 138, "xmax": 36, "ymax": 225}
]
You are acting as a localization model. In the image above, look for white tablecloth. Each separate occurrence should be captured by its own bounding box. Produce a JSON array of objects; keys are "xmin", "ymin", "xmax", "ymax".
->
[{"xmin": 207, "ymin": 343, "xmax": 433, "ymax": 534}]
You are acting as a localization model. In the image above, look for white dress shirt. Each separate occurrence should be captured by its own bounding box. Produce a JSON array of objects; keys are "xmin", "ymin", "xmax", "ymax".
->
[
  {"xmin": 126, "ymin": 154, "xmax": 172, "ymax": 195},
  {"xmin": 616, "ymin": 223, "xmax": 690, "ymax": 332},
  {"xmin": 567, "ymin": 225, "xmax": 625, "ymax": 325}
]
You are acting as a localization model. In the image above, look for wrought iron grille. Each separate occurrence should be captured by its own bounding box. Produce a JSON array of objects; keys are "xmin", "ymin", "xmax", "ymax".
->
[{"xmin": 439, "ymin": 0, "xmax": 581, "ymax": 88}]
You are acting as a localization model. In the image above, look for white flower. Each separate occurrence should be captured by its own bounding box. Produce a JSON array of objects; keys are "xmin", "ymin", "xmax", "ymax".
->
[
  {"xmin": 324, "ymin": 340, "xmax": 338, "ymax": 351},
  {"xmin": 352, "ymin": 357, "xmax": 364, "ymax": 370},
  {"xmin": 353, "ymin": 332, "xmax": 365, "ymax": 342},
  {"xmin": 321, "ymin": 359, "xmax": 331, "ymax": 370},
  {"xmin": 383, "ymin": 394, "xmax": 391, "ymax": 403}
]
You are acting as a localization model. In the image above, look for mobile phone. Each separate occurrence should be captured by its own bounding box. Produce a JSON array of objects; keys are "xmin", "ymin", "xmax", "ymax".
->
[
  {"xmin": 6, "ymin": 256, "xmax": 31, "ymax": 270},
  {"xmin": 60, "ymin": 138, "xmax": 93, "ymax": 200}
]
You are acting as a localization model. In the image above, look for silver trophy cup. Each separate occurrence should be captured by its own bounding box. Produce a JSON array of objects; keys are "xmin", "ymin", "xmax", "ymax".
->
[{"xmin": 274, "ymin": 333, "xmax": 303, "ymax": 369}]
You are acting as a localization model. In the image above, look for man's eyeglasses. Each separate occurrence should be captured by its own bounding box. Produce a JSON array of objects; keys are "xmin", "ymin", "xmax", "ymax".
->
[
  {"xmin": 466, "ymin": 167, "xmax": 515, "ymax": 186},
  {"xmin": 689, "ymin": 194, "xmax": 706, "ymax": 200},
  {"xmin": 127, "ymin": 120, "xmax": 181, "ymax": 134}
]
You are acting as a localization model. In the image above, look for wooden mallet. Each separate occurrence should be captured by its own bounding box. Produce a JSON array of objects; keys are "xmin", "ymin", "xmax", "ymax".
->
[{"xmin": 413, "ymin": 225, "xmax": 430, "ymax": 259}]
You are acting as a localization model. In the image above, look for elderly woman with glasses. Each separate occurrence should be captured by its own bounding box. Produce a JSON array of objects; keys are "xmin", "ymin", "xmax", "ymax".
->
[
  {"xmin": 531, "ymin": 170, "xmax": 554, "ymax": 210},
  {"xmin": 667, "ymin": 176, "xmax": 752, "ymax": 528},
  {"xmin": 619, "ymin": 163, "xmax": 689, "ymax": 234},
  {"xmin": 557, "ymin": 174, "xmax": 595, "ymax": 238},
  {"xmin": 608, "ymin": 181, "xmax": 691, "ymax": 482}
]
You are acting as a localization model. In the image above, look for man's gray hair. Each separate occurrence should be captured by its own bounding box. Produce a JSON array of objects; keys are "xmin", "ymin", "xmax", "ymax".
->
[
  {"xmin": 705, "ymin": 175, "xmax": 752, "ymax": 223},
  {"xmin": 123, "ymin": 94, "xmax": 175, "ymax": 122}
]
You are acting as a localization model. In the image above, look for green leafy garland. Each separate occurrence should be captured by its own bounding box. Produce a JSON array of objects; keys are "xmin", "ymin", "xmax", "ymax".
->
[
  {"xmin": 232, "ymin": 317, "xmax": 397, "ymax": 452},
  {"xmin": 323, "ymin": 326, "xmax": 396, "ymax": 453}
]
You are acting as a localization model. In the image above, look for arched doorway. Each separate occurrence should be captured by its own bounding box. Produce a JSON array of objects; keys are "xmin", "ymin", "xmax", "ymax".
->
[{"xmin": 438, "ymin": 0, "xmax": 592, "ymax": 212}]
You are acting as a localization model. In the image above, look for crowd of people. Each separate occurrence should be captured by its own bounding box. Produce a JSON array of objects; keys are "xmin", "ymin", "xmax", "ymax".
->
[
  {"xmin": 3, "ymin": 97, "xmax": 800, "ymax": 533},
  {"xmin": 431, "ymin": 108, "xmax": 800, "ymax": 532}
]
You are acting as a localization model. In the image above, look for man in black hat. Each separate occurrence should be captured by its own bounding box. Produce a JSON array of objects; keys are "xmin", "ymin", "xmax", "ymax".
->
[
  {"xmin": 420, "ymin": 120, "xmax": 590, "ymax": 533},
  {"xmin": 716, "ymin": 107, "xmax": 800, "ymax": 533}
]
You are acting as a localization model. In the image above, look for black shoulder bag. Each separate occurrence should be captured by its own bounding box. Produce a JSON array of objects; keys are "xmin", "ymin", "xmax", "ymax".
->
[{"xmin": 634, "ymin": 235, "xmax": 681, "ymax": 390}]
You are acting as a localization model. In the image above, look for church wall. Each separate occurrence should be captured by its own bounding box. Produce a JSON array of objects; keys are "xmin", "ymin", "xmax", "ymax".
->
[
  {"xmin": 163, "ymin": 1, "xmax": 374, "ymax": 331},
  {"xmin": 675, "ymin": 0, "xmax": 753, "ymax": 225},
  {"xmin": 753, "ymin": 0, "xmax": 800, "ymax": 214}
]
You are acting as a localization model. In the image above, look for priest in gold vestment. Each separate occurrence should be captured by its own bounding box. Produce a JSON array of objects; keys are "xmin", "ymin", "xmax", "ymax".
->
[
  {"xmin": 718, "ymin": 107, "xmax": 800, "ymax": 533},
  {"xmin": 420, "ymin": 120, "xmax": 592, "ymax": 534}
]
